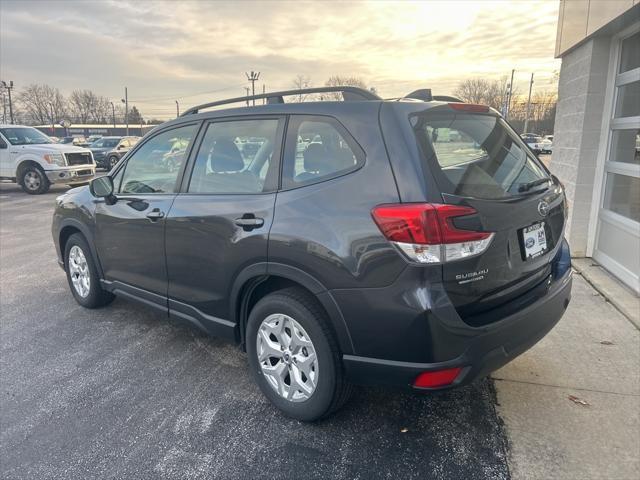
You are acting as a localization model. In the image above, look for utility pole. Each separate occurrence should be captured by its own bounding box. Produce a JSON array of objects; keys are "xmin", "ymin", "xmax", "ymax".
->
[
  {"xmin": 523, "ymin": 73, "xmax": 534, "ymax": 134},
  {"xmin": 506, "ymin": 69, "xmax": 515, "ymax": 120},
  {"xmin": 244, "ymin": 87, "xmax": 250, "ymax": 106},
  {"xmin": 1, "ymin": 90, "xmax": 6, "ymax": 123},
  {"xmin": 175, "ymin": 100, "xmax": 180, "ymax": 117},
  {"xmin": 121, "ymin": 87, "xmax": 129, "ymax": 136},
  {"xmin": 245, "ymin": 71, "xmax": 260, "ymax": 106},
  {"xmin": 110, "ymin": 101, "xmax": 116, "ymax": 130},
  {"xmin": 1, "ymin": 80, "xmax": 15, "ymax": 124}
]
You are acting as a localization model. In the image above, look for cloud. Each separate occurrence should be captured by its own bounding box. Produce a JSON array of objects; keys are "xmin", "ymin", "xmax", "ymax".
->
[{"xmin": 0, "ymin": 0, "xmax": 561, "ymax": 119}]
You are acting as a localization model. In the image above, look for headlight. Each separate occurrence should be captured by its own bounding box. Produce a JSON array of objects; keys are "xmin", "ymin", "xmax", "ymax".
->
[{"xmin": 43, "ymin": 153, "xmax": 66, "ymax": 166}]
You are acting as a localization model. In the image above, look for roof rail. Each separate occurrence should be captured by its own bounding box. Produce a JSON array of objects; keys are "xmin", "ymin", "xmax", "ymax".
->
[{"xmin": 181, "ymin": 86, "xmax": 381, "ymax": 116}]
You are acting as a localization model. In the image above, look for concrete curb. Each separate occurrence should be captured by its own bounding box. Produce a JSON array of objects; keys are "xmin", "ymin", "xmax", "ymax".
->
[{"xmin": 572, "ymin": 258, "xmax": 640, "ymax": 330}]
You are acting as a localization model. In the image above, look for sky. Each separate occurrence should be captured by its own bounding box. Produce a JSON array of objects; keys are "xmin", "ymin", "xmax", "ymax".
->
[{"xmin": 0, "ymin": 0, "xmax": 561, "ymax": 120}]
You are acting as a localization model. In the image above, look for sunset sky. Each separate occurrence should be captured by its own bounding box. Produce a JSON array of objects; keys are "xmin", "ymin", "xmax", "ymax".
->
[{"xmin": 0, "ymin": 0, "xmax": 561, "ymax": 120}]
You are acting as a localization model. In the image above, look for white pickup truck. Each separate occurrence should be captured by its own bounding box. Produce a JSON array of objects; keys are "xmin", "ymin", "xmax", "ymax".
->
[{"xmin": 0, "ymin": 125, "xmax": 95, "ymax": 194}]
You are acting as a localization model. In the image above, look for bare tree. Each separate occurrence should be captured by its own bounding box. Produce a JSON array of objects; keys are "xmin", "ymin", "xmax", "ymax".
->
[
  {"xmin": 453, "ymin": 77, "xmax": 514, "ymax": 112},
  {"xmin": 291, "ymin": 75, "xmax": 312, "ymax": 102},
  {"xmin": 17, "ymin": 84, "xmax": 66, "ymax": 125},
  {"xmin": 68, "ymin": 89, "xmax": 111, "ymax": 123},
  {"xmin": 324, "ymin": 75, "xmax": 368, "ymax": 100}
]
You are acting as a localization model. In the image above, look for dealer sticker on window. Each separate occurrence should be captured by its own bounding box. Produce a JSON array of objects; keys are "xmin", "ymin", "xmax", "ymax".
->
[{"xmin": 522, "ymin": 222, "xmax": 548, "ymax": 260}]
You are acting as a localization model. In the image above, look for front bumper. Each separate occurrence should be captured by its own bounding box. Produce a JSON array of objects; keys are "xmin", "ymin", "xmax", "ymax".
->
[
  {"xmin": 338, "ymin": 240, "xmax": 573, "ymax": 389},
  {"xmin": 45, "ymin": 166, "xmax": 95, "ymax": 185}
]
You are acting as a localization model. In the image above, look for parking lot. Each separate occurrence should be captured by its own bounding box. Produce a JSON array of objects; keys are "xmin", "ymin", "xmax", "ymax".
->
[{"xmin": 0, "ymin": 182, "xmax": 511, "ymax": 479}]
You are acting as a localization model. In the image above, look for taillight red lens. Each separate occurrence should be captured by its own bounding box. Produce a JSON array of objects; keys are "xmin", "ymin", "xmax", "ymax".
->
[
  {"xmin": 413, "ymin": 367, "xmax": 463, "ymax": 388},
  {"xmin": 371, "ymin": 203, "xmax": 490, "ymax": 245},
  {"xmin": 448, "ymin": 102, "xmax": 490, "ymax": 113}
]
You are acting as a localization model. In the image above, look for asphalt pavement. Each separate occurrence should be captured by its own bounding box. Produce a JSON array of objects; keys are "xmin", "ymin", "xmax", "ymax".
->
[{"xmin": 0, "ymin": 182, "xmax": 510, "ymax": 479}]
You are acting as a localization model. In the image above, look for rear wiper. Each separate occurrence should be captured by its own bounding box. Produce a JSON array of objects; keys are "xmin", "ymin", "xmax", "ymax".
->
[{"xmin": 518, "ymin": 178, "xmax": 550, "ymax": 193}]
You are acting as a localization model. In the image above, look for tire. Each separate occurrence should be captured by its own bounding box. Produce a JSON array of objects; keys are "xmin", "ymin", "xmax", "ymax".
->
[
  {"xmin": 64, "ymin": 233, "xmax": 115, "ymax": 308},
  {"xmin": 20, "ymin": 165, "xmax": 50, "ymax": 194},
  {"xmin": 108, "ymin": 156, "xmax": 119, "ymax": 169},
  {"xmin": 246, "ymin": 287, "xmax": 352, "ymax": 421}
]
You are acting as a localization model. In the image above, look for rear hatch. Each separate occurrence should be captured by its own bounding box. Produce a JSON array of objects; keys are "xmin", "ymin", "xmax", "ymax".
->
[{"xmin": 411, "ymin": 105, "xmax": 566, "ymax": 324}]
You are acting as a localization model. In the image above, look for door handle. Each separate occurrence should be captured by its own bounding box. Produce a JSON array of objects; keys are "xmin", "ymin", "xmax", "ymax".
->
[
  {"xmin": 235, "ymin": 216, "xmax": 264, "ymax": 229},
  {"xmin": 146, "ymin": 208, "xmax": 165, "ymax": 220}
]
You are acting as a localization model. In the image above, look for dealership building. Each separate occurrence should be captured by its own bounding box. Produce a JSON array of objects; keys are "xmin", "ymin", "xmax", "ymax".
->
[
  {"xmin": 553, "ymin": 0, "xmax": 639, "ymax": 292},
  {"xmin": 34, "ymin": 124, "xmax": 158, "ymax": 138}
]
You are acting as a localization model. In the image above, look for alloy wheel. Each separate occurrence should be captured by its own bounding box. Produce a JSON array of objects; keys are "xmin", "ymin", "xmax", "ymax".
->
[
  {"xmin": 24, "ymin": 171, "xmax": 41, "ymax": 191},
  {"xmin": 68, "ymin": 245, "xmax": 90, "ymax": 298},
  {"xmin": 256, "ymin": 313, "xmax": 319, "ymax": 402}
]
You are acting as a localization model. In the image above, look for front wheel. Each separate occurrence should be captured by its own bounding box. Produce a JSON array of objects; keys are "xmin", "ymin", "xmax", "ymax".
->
[
  {"xmin": 246, "ymin": 288, "xmax": 351, "ymax": 421},
  {"xmin": 20, "ymin": 166, "xmax": 50, "ymax": 194},
  {"xmin": 108, "ymin": 156, "xmax": 120, "ymax": 169},
  {"xmin": 64, "ymin": 233, "xmax": 115, "ymax": 308}
]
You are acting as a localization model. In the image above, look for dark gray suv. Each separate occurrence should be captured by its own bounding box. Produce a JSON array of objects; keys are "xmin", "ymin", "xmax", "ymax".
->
[{"xmin": 52, "ymin": 86, "xmax": 572, "ymax": 421}]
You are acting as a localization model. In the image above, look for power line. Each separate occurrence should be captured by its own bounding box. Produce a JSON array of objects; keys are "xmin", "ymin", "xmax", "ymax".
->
[{"xmin": 129, "ymin": 84, "xmax": 246, "ymax": 103}]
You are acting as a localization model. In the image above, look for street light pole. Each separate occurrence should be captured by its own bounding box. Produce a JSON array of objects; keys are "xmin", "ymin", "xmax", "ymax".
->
[
  {"xmin": 245, "ymin": 71, "xmax": 260, "ymax": 106},
  {"xmin": 121, "ymin": 87, "xmax": 129, "ymax": 136},
  {"xmin": 1, "ymin": 80, "xmax": 15, "ymax": 124},
  {"xmin": 244, "ymin": 87, "xmax": 250, "ymax": 106},
  {"xmin": 175, "ymin": 100, "xmax": 179, "ymax": 117},
  {"xmin": 110, "ymin": 101, "xmax": 116, "ymax": 130},
  {"xmin": 523, "ymin": 73, "xmax": 534, "ymax": 134}
]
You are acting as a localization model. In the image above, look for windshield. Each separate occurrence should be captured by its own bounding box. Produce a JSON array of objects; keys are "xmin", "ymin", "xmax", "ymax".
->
[
  {"xmin": 92, "ymin": 138, "xmax": 119, "ymax": 148},
  {"xmin": 412, "ymin": 112, "xmax": 549, "ymax": 199},
  {"xmin": 0, "ymin": 127, "xmax": 53, "ymax": 145}
]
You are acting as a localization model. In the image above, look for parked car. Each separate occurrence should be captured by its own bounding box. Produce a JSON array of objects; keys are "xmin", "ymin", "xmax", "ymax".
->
[
  {"xmin": 60, "ymin": 136, "xmax": 90, "ymax": 148},
  {"xmin": 52, "ymin": 86, "xmax": 572, "ymax": 421},
  {"xmin": 104, "ymin": 137, "xmax": 140, "ymax": 169},
  {"xmin": 541, "ymin": 135, "xmax": 553, "ymax": 154},
  {"xmin": 89, "ymin": 136, "xmax": 139, "ymax": 169},
  {"xmin": 520, "ymin": 133, "xmax": 544, "ymax": 154},
  {"xmin": 86, "ymin": 135, "xmax": 103, "ymax": 144},
  {"xmin": 0, "ymin": 125, "xmax": 95, "ymax": 194}
]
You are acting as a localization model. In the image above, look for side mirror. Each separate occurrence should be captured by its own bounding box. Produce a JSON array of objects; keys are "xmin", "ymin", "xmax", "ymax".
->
[{"xmin": 90, "ymin": 176, "xmax": 116, "ymax": 204}]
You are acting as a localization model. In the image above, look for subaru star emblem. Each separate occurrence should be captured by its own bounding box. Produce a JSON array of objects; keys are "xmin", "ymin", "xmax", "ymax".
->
[{"xmin": 538, "ymin": 201, "xmax": 550, "ymax": 217}]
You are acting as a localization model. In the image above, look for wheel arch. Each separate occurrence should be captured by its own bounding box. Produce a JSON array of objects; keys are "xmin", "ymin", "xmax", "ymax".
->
[
  {"xmin": 16, "ymin": 158, "xmax": 45, "ymax": 184},
  {"xmin": 58, "ymin": 218, "xmax": 104, "ymax": 278},
  {"xmin": 232, "ymin": 262, "xmax": 355, "ymax": 355}
]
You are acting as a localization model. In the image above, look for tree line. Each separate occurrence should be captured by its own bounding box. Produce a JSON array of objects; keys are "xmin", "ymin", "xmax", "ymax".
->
[
  {"xmin": 4, "ymin": 77, "xmax": 557, "ymax": 135},
  {"xmin": 1, "ymin": 83, "xmax": 147, "ymax": 126},
  {"xmin": 452, "ymin": 77, "xmax": 557, "ymax": 134}
]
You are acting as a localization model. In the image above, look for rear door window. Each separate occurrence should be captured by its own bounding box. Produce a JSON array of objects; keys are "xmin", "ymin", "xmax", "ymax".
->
[
  {"xmin": 282, "ymin": 116, "xmax": 364, "ymax": 188},
  {"xmin": 412, "ymin": 112, "xmax": 549, "ymax": 199}
]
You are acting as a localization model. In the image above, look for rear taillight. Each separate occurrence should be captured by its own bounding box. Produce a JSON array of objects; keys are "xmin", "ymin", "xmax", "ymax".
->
[{"xmin": 371, "ymin": 203, "xmax": 494, "ymax": 264}]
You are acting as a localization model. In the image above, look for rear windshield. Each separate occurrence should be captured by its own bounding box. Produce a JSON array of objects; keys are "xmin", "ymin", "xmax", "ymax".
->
[{"xmin": 412, "ymin": 112, "xmax": 549, "ymax": 199}]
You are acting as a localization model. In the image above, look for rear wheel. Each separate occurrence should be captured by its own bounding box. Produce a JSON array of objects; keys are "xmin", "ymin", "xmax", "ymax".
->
[
  {"xmin": 246, "ymin": 287, "xmax": 352, "ymax": 421},
  {"xmin": 20, "ymin": 165, "xmax": 50, "ymax": 194},
  {"xmin": 64, "ymin": 233, "xmax": 114, "ymax": 308}
]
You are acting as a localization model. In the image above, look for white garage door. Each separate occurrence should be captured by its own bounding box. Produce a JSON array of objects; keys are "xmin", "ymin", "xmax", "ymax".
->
[{"xmin": 593, "ymin": 27, "xmax": 640, "ymax": 293}]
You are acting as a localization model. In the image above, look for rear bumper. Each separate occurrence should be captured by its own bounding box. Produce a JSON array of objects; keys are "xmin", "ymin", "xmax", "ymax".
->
[
  {"xmin": 339, "ymin": 240, "xmax": 573, "ymax": 389},
  {"xmin": 46, "ymin": 166, "xmax": 95, "ymax": 185},
  {"xmin": 343, "ymin": 269, "xmax": 571, "ymax": 388}
]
